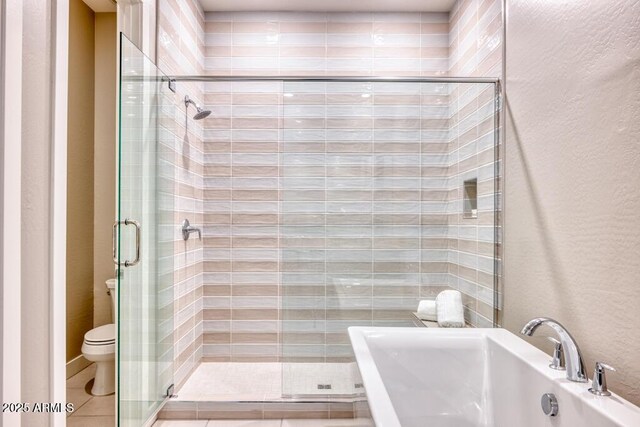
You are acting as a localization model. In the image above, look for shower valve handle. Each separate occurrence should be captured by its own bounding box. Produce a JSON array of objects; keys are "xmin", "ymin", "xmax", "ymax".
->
[{"xmin": 181, "ymin": 219, "xmax": 202, "ymax": 241}]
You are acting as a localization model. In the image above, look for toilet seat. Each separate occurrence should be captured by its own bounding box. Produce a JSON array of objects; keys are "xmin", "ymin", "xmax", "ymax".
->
[
  {"xmin": 84, "ymin": 324, "xmax": 115, "ymax": 346},
  {"xmin": 82, "ymin": 341, "xmax": 115, "ymax": 356}
]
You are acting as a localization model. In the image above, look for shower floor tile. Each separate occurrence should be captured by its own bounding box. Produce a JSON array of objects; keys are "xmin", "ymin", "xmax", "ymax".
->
[
  {"xmin": 282, "ymin": 363, "xmax": 357, "ymax": 396},
  {"xmin": 177, "ymin": 363, "xmax": 281, "ymax": 401},
  {"xmin": 176, "ymin": 363, "xmax": 358, "ymax": 401}
]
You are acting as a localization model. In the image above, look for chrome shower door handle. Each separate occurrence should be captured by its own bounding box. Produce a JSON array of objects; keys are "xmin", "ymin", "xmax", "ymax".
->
[
  {"xmin": 126, "ymin": 219, "xmax": 141, "ymax": 267},
  {"xmin": 112, "ymin": 221, "xmax": 119, "ymax": 265},
  {"xmin": 112, "ymin": 219, "xmax": 141, "ymax": 267}
]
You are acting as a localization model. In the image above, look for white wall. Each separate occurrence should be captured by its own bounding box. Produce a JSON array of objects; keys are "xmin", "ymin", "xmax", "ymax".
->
[
  {"xmin": 503, "ymin": 0, "xmax": 640, "ymax": 405},
  {"xmin": 21, "ymin": 0, "xmax": 55, "ymax": 422},
  {"xmin": 1, "ymin": 1, "xmax": 23, "ymax": 425},
  {"xmin": 1, "ymin": 0, "xmax": 68, "ymax": 425}
]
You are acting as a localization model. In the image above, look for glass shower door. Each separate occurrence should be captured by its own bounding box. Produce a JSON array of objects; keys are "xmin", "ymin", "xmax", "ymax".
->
[
  {"xmin": 280, "ymin": 79, "xmax": 500, "ymax": 397},
  {"xmin": 117, "ymin": 34, "xmax": 174, "ymax": 426}
]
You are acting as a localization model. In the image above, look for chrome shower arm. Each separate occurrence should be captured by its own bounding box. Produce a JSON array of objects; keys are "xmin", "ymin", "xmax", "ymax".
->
[{"xmin": 184, "ymin": 95, "xmax": 198, "ymax": 108}]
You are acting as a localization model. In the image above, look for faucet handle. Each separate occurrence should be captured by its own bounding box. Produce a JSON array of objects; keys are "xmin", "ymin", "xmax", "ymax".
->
[
  {"xmin": 589, "ymin": 362, "xmax": 616, "ymax": 396},
  {"xmin": 181, "ymin": 219, "xmax": 202, "ymax": 241},
  {"xmin": 546, "ymin": 337, "xmax": 565, "ymax": 371}
]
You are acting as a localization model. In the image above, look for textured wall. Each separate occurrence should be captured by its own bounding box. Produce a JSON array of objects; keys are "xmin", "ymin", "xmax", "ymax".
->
[
  {"xmin": 504, "ymin": 0, "xmax": 640, "ymax": 405},
  {"xmin": 93, "ymin": 12, "xmax": 117, "ymax": 330},
  {"xmin": 67, "ymin": 0, "xmax": 95, "ymax": 364}
]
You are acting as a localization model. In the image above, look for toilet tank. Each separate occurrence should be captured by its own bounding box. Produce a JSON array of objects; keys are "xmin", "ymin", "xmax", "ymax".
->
[{"xmin": 105, "ymin": 279, "xmax": 117, "ymax": 323}]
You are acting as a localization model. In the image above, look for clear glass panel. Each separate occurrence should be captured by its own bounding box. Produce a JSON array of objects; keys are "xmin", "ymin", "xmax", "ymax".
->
[
  {"xmin": 281, "ymin": 80, "xmax": 499, "ymax": 398},
  {"xmin": 118, "ymin": 34, "xmax": 174, "ymax": 426}
]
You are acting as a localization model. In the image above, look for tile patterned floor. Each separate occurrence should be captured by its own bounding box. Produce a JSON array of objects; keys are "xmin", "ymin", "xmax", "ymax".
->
[
  {"xmin": 66, "ymin": 363, "xmax": 115, "ymax": 426},
  {"xmin": 153, "ymin": 420, "xmax": 372, "ymax": 427},
  {"xmin": 177, "ymin": 363, "xmax": 358, "ymax": 401},
  {"xmin": 67, "ymin": 364, "xmax": 365, "ymax": 427}
]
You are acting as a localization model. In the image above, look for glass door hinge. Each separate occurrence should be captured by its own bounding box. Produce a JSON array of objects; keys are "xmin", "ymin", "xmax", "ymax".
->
[{"xmin": 165, "ymin": 384, "xmax": 176, "ymax": 398}]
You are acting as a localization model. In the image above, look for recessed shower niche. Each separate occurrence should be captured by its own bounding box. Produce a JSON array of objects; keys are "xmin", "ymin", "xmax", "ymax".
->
[{"xmin": 464, "ymin": 178, "xmax": 478, "ymax": 219}]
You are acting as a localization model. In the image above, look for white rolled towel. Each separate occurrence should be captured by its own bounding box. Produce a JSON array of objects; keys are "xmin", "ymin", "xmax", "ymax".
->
[
  {"xmin": 436, "ymin": 290, "xmax": 465, "ymax": 328},
  {"xmin": 417, "ymin": 300, "xmax": 437, "ymax": 321}
]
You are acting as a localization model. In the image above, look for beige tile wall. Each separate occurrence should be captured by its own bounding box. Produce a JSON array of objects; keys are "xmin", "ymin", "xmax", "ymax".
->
[
  {"xmin": 198, "ymin": 7, "xmax": 502, "ymax": 361},
  {"xmin": 157, "ymin": 1, "xmax": 503, "ymax": 369},
  {"xmin": 446, "ymin": 0, "xmax": 502, "ymax": 326},
  {"xmin": 202, "ymin": 80, "xmax": 283, "ymax": 362},
  {"xmin": 203, "ymin": 12, "xmax": 450, "ymax": 76},
  {"xmin": 200, "ymin": 12, "xmax": 454, "ymax": 362},
  {"xmin": 158, "ymin": 0, "xmax": 207, "ymax": 388}
]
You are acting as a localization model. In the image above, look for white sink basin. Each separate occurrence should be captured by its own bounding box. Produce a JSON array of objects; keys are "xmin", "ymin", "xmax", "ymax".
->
[{"xmin": 348, "ymin": 327, "xmax": 640, "ymax": 427}]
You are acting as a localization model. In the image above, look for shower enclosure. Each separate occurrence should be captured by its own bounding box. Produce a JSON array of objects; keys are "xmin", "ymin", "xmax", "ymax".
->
[
  {"xmin": 117, "ymin": 34, "xmax": 501, "ymax": 425},
  {"xmin": 117, "ymin": 35, "xmax": 175, "ymax": 426}
]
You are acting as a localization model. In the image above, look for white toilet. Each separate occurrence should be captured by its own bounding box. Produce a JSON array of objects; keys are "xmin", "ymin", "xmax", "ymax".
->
[{"xmin": 81, "ymin": 278, "xmax": 116, "ymax": 396}]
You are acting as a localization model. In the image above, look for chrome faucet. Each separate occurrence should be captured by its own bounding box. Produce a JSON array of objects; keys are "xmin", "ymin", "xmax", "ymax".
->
[{"xmin": 521, "ymin": 317, "xmax": 588, "ymax": 383}]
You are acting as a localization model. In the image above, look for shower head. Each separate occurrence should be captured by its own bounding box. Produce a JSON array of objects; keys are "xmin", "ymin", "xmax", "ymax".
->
[
  {"xmin": 192, "ymin": 108, "xmax": 211, "ymax": 120},
  {"xmin": 184, "ymin": 95, "xmax": 211, "ymax": 121}
]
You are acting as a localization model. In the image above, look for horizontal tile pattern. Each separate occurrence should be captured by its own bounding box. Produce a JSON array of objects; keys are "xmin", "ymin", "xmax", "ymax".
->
[
  {"xmin": 159, "ymin": 401, "xmax": 354, "ymax": 420},
  {"xmin": 195, "ymin": 7, "xmax": 502, "ymax": 365},
  {"xmin": 158, "ymin": 3, "xmax": 503, "ymax": 405},
  {"xmin": 201, "ymin": 80, "xmax": 498, "ymax": 362},
  {"xmin": 158, "ymin": 0, "xmax": 207, "ymax": 388},
  {"xmin": 280, "ymin": 82, "xmax": 447, "ymax": 362},
  {"xmin": 203, "ymin": 12, "xmax": 449, "ymax": 76},
  {"xmin": 202, "ymin": 81, "xmax": 282, "ymax": 361},
  {"xmin": 446, "ymin": 0, "xmax": 502, "ymax": 327}
]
